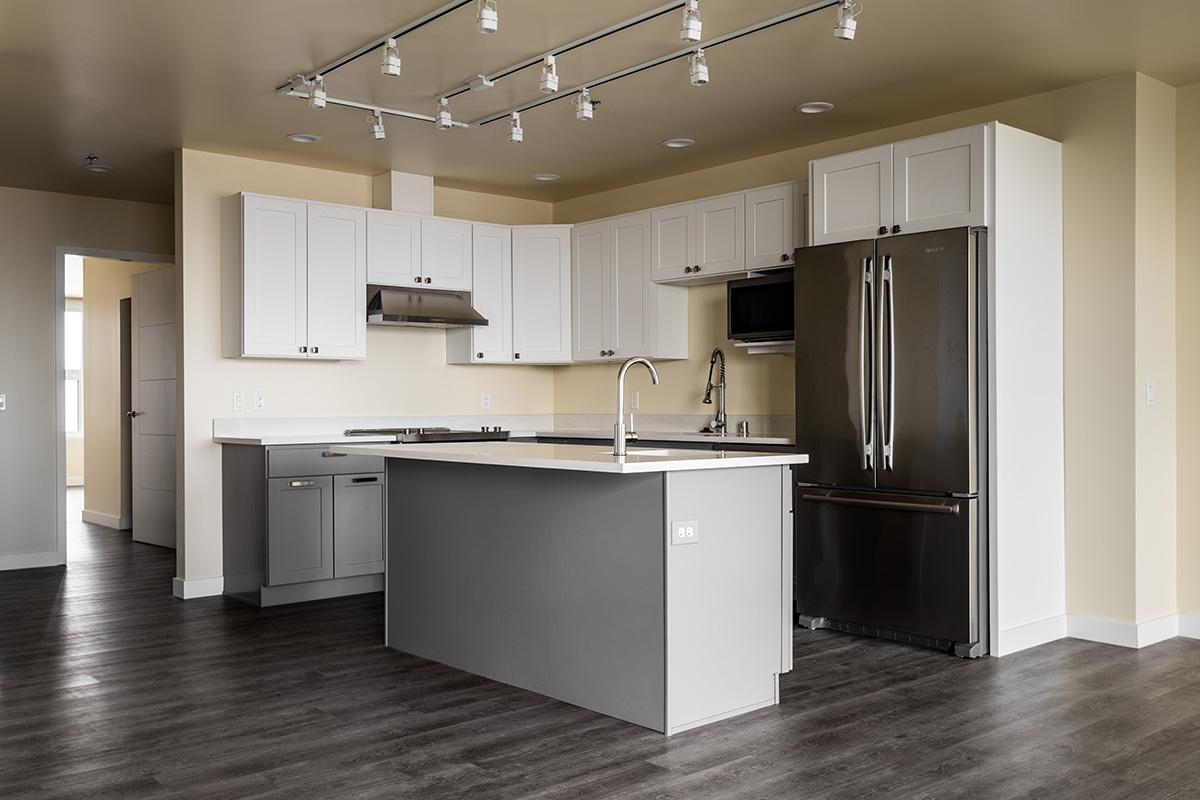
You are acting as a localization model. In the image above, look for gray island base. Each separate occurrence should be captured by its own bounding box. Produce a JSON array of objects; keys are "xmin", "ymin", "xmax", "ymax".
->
[{"xmin": 331, "ymin": 442, "xmax": 806, "ymax": 735}]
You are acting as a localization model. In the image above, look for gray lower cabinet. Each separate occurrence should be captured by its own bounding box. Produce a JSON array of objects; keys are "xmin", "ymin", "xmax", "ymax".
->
[
  {"xmin": 267, "ymin": 476, "xmax": 334, "ymax": 586},
  {"xmin": 333, "ymin": 474, "xmax": 386, "ymax": 578}
]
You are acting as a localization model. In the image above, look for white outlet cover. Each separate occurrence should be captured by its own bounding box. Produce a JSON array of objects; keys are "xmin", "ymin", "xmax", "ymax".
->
[
  {"xmin": 1146, "ymin": 380, "xmax": 1156, "ymax": 408},
  {"xmin": 480, "ymin": 392, "xmax": 491, "ymax": 410},
  {"xmin": 670, "ymin": 519, "xmax": 699, "ymax": 545},
  {"xmin": 253, "ymin": 392, "xmax": 265, "ymax": 412},
  {"xmin": 0, "ymin": 393, "xmax": 6, "ymax": 412},
  {"xmin": 233, "ymin": 392, "xmax": 245, "ymax": 413}
]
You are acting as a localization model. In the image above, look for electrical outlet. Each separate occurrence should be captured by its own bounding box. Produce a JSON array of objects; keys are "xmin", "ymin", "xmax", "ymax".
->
[
  {"xmin": 631, "ymin": 391, "xmax": 640, "ymax": 410},
  {"xmin": 253, "ymin": 392, "xmax": 265, "ymax": 412},
  {"xmin": 232, "ymin": 392, "xmax": 245, "ymax": 413},
  {"xmin": 480, "ymin": 392, "xmax": 491, "ymax": 410},
  {"xmin": 670, "ymin": 520, "xmax": 699, "ymax": 546},
  {"xmin": 0, "ymin": 393, "xmax": 6, "ymax": 412}
]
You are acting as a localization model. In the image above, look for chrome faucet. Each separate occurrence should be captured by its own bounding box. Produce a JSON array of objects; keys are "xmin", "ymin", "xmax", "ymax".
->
[
  {"xmin": 614, "ymin": 357, "xmax": 660, "ymax": 457},
  {"xmin": 702, "ymin": 347, "xmax": 727, "ymax": 435}
]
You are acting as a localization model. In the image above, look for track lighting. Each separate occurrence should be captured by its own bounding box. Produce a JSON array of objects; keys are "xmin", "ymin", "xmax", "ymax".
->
[
  {"xmin": 381, "ymin": 38, "xmax": 401, "ymax": 77},
  {"xmin": 575, "ymin": 88, "xmax": 594, "ymax": 122},
  {"xmin": 539, "ymin": 55, "xmax": 559, "ymax": 94},
  {"xmin": 508, "ymin": 112, "xmax": 524, "ymax": 143},
  {"xmin": 368, "ymin": 110, "xmax": 386, "ymax": 141},
  {"xmin": 436, "ymin": 97, "xmax": 454, "ymax": 130},
  {"xmin": 476, "ymin": 0, "xmax": 498, "ymax": 35},
  {"xmin": 834, "ymin": 0, "xmax": 861, "ymax": 41},
  {"xmin": 680, "ymin": 0, "xmax": 702, "ymax": 43},
  {"xmin": 689, "ymin": 48, "xmax": 709, "ymax": 86},
  {"xmin": 308, "ymin": 75, "xmax": 327, "ymax": 109}
]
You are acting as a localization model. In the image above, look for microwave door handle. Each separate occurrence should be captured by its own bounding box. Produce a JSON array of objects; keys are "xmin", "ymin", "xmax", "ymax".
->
[
  {"xmin": 882, "ymin": 255, "xmax": 896, "ymax": 471},
  {"xmin": 860, "ymin": 257, "xmax": 874, "ymax": 470}
]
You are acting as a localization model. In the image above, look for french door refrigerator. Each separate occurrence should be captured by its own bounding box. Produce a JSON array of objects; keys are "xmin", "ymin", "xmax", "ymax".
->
[{"xmin": 792, "ymin": 226, "xmax": 988, "ymax": 658}]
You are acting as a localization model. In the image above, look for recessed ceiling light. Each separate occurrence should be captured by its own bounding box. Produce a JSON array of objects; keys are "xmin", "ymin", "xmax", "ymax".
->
[
  {"xmin": 662, "ymin": 138, "xmax": 696, "ymax": 149},
  {"xmin": 795, "ymin": 101, "xmax": 834, "ymax": 114},
  {"xmin": 533, "ymin": 173, "xmax": 561, "ymax": 182},
  {"xmin": 81, "ymin": 154, "xmax": 113, "ymax": 173},
  {"xmin": 286, "ymin": 133, "xmax": 322, "ymax": 144}
]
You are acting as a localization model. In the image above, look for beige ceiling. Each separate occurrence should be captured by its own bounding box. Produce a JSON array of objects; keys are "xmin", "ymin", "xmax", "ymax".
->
[{"xmin": 2, "ymin": 0, "xmax": 1200, "ymax": 206}]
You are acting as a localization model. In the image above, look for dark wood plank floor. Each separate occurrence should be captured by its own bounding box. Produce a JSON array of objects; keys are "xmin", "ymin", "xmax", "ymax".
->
[{"xmin": 3, "ymin": 516, "xmax": 1200, "ymax": 800}]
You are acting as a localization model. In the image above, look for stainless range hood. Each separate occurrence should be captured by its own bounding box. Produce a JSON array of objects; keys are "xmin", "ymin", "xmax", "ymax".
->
[{"xmin": 367, "ymin": 285, "xmax": 489, "ymax": 328}]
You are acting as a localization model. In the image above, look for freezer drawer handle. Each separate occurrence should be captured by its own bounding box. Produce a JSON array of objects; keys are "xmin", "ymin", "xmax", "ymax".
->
[{"xmin": 800, "ymin": 493, "xmax": 959, "ymax": 516}]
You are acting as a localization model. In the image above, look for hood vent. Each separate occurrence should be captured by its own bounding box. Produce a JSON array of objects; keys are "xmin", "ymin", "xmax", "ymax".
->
[{"xmin": 367, "ymin": 285, "xmax": 489, "ymax": 328}]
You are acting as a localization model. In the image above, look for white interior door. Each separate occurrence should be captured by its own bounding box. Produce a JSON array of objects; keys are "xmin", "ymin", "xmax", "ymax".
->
[{"xmin": 130, "ymin": 267, "xmax": 177, "ymax": 549}]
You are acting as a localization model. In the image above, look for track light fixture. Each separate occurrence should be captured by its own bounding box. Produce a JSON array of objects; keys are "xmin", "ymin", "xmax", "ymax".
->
[
  {"xmin": 476, "ymin": 0, "xmax": 498, "ymax": 35},
  {"xmin": 368, "ymin": 110, "xmax": 386, "ymax": 140},
  {"xmin": 508, "ymin": 111, "xmax": 524, "ymax": 143},
  {"xmin": 680, "ymin": 0, "xmax": 702, "ymax": 43},
  {"xmin": 689, "ymin": 48, "xmax": 709, "ymax": 86},
  {"xmin": 539, "ymin": 55, "xmax": 559, "ymax": 95},
  {"xmin": 834, "ymin": 0, "xmax": 861, "ymax": 40},
  {"xmin": 308, "ymin": 75, "xmax": 327, "ymax": 109},
  {"xmin": 575, "ymin": 88, "xmax": 594, "ymax": 122},
  {"xmin": 436, "ymin": 97, "xmax": 454, "ymax": 130},
  {"xmin": 381, "ymin": 38, "xmax": 402, "ymax": 77}
]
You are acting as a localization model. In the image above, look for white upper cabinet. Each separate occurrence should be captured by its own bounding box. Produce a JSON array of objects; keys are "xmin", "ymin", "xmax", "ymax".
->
[
  {"xmin": 512, "ymin": 226, "xmax": 572, "ymax": 364},
  {"xmin": 572, "ymin": 220, "xmax": 609, "ymax": 362},
  {"xmin": 609, "ymin": 212, "xmax": 652, "ymax": 359},
  {"xmin": 892, "ymin": 126, "xmax": 987, "ymax": 235},
  {"xmin": 447, "ymin": 224, "xmax": 513, "ymax": 364},
  {"xmin": 810, "ymin": 144, "xmax": 894, "ymax": 245},
  {"xmin": 421, "ymin": 217, "xmax": 473, "ymax": 291},
  {"xmin": 745, "ymin": 183, "xmax": 796, "ymax": 270},
  {"xmin": 651, "ymin": 203, "xmax": 696, "ymax": 283},
  {"xmin": 694, "ymin": 193, "xmax": 745, "ymax": 277},
  {"xmin": 306, "ymin": 203, "xmax": 366, "ymax": 361},
  {"xmin": 366, "ymin": 210, "xmax": 420, "ymax": 287}
]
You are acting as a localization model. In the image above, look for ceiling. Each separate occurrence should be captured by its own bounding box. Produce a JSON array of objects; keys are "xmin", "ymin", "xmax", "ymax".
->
[{"xmin": 2, "ymin": 0, "xmax": 1200, "ymax": 206}]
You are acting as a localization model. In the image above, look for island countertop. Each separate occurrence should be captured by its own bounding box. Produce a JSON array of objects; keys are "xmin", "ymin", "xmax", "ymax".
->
[{"xmin": 328, "ymin": 441, "xmax": 808, "ymax": 474}]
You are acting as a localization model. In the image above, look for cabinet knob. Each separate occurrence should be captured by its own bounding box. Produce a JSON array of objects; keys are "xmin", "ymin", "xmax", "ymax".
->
[
  {"xmin": 694, "ymin": 265, "xmax": 701, "ymax": 273},
  {"xmin": 312, "ymin": 346, "xmax": 319, "ymax": 354},
  {"xmin": 477, "ymin": 352, "xmax": 484, "ymax": 359},
  {"xmin": 878, "ymin": 226, "xmax": 888, "ymax": 236},
  {"xmin": 424, "ymin": 277, "xmax": 432, "ymax": 284},
  {"xmin": 782, "ymin": 253, "xmax": 790, "ymax": 261},
  {"xmin": 515, "ymin": 353, "xmax": 521, "ymax": 360},
  {"xmin": 684, "ymin": 266, "xmax": 693, "ymax": 274},
  {"xmin": 414, "ymin": 276, "xmax": 422, "ymax": 284},
  {"xmin": 892, "ymin": 225, "xmax": 902, "ymax": 234},
  {"xmin": 300, "ymin": 346, "xmax": 308, "ymax": 353}
]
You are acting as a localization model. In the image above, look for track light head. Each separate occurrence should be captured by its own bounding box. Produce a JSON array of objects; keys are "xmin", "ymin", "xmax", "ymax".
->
[
  {"xmin": 508, "ymin": 111, "xmax": 524, "ymax": 143},
  {"xmin": 368, "ymin": 110, "xmax": 386, "ymax": 141},
  {"xmin": 539, "ymin": 55, "xmax": 559, "ymax": 95},
  {"xmin": 436, "ymin": 97, "xmax": 454, "ymax": 130},
  {"xmin": 308, "ymin": 75, "xmax": 327, "ymax": 109},
  {"xmin": 680, "ymin": 0, "xmax": 702, "ymax": 43},
  {"xmin": 476, "ymin": 0, "xmax": 498, "ymax": 34},
  {"xmin": 381, "ymin": 38, "xmax": 402, "ymax": 77},
  {"xmin": 689, "ymin": 48, "xmax": 709, "ymax": 86},
  {"xmin": 575, "ymin": 88, "xmax": 594, "ymax": 122},
  {"xmin": 834, "ymin": 0, "xmax": 860, "ymax": 40}
]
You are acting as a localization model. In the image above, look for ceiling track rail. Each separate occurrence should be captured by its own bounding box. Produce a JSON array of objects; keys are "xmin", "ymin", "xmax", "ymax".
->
[
  {"xmin": 468, "ymin": 0, "xmax": 841, "ymax": 127},
  {"xmin": 276, "ymin": 88, "xmax": 472, "ymax": 128}
]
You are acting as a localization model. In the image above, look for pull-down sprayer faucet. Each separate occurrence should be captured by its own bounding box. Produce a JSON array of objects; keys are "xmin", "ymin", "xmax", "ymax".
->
[{"xmin": 703, "ymin": 347, "xmax": 727, "ymax": 435}]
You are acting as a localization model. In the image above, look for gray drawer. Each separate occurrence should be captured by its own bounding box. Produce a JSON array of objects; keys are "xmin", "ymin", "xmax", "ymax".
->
[{"xmin": 267, "ymin": 445, "xmax": 384, "ymax": 478}]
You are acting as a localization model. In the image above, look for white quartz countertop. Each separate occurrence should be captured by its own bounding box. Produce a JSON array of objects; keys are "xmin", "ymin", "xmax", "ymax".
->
[
  {"xmin": 213, "ymin": 429, "xmax": 794, "ymax": 447},
  {"xmin": 327, "ymin": 441, "xmax": 808, "ymax": 474},
  {"xmin": 213, "ymin": 433, "xmax": 399, "ymax": 446}
]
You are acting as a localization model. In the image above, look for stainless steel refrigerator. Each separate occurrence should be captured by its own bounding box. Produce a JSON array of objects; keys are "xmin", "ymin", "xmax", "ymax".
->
[{"xmin": 792, "ymin": 226, "xmax": 988, "ymax": 658}]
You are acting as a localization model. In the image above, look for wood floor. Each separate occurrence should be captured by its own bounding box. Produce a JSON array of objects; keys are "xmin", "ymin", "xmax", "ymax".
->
[{"xmin": 3, "ymin": 518, "xmax": 1200, "ymax": 800}]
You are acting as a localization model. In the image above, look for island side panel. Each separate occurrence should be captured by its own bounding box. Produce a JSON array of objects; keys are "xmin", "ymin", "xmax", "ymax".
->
[
  {"xmin": 664, "ymin": 465, "xmax": 786, "ymax": 734},
  {"xmin": 386, "ymin": 460, "xmax": 667, "ymax": 732}
]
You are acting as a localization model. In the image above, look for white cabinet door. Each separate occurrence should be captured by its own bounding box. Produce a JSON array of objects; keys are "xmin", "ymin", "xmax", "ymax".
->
[
  {"xmin": 513, "ymin": 226, "xmax": 572, "ymax": 364},
  {"xmin": 893, "ymin": 126, "xmax": 987, "ymax": 235},
  {"xmin": 469, "ymin": 224, "xmax": 513, "ymax": 363},
  {"xmin": 694, "ymin": 193, "xmax": 745, "ymax": 277},
  {"xmin": 306, "ymin": 203, "xmax": 366, "ymax": 360},
  {"xmin": 794, "ymin": 180, "xmax": 809, "ymax": 248},
  {"xmin": 609, "ymin": 212, "xmax": 652, "ymax": 360},
  {"xmin": 366, "ymin": 210, "xmax": 421, "ymax": 287},
  {"xmin": 745, "ymin": 184, "xmax": 795, "ymax": 270},
  {"xmin": 421, "ymin": 217, "xmax": 473, "ymax": 291},
  {"xmin": 572, "ymin": 220, "xmax": 609, "ymax": 362},
  {"xmin": 241, "ymin": 194, "xmax": 308, "ymax": 358},
  {"xmin": 810, "ymin": 144, "xmax": 893, "ymax": 245},
  {"xmin": 651, "ymin": 203, "xmax": 696, "ymax": 282}
]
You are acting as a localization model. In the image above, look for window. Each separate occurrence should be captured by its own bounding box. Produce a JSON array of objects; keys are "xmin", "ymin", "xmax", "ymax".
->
[{"xmin": 65, "ymin": 299, "xmax": 83, "ymax": 436}]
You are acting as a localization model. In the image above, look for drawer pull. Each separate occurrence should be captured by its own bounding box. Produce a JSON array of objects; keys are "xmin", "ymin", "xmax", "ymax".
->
[
  {"xmin": 321, "ymin": 451, "xmax": 347, "ymax": 457},
  {"xmin": 351, "ymin": 476, "xmax": 379, "ymax": 484},
  {"xmin": 288, "ymin": 480, "xmax": 317, "ymax": 488}
]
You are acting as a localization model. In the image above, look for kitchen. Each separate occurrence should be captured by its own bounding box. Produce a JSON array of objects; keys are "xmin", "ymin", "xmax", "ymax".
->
[{"xmin": 3, "ymin": 1, "xmax": 1200, "ymax": 798}]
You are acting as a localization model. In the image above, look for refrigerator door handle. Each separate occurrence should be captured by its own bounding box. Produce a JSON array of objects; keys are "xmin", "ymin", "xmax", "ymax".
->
[
  {"xmin": 859, "ymin": 257, "xmax": 874, "ymax": 470},
  {"xmin": 882, "ymin": 255, "xmax": 896, "ymax": 471},
  {"xmin": 799, "ymin": 491, "xmax": 960, "ymax": 516}
]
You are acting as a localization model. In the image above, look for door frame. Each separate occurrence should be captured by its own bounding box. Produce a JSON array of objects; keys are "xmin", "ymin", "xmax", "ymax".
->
[{"xmin": 54, "ymin": 246, "xmax": 174, "ymax": 565}]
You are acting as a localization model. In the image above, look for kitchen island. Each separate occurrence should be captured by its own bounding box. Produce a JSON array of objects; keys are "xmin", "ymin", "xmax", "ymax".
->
[{"xmin": 329, "ymin": 440, "xmax": 808, "ymax": 735}]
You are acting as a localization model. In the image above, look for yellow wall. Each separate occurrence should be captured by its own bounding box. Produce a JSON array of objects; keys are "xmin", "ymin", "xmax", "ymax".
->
[
  {"xmin": 65, "ymin": 439, "xmax": 84, "ymax": 486},
  {"xmin": 176, "ymin": 150, "xmax": 554, "ymax": 580},
  {"xmin": 1177, "ymin": 81, "xmax": 1200, "ymax": 616},
  {"xmin": 81, "ymin": 258, "xmax": 163, "ymax": 522}
]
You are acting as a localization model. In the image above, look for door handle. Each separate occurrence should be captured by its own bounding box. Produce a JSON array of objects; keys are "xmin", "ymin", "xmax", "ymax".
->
[
  {"xmin": 882, "ymin": 255, "xmax": 896, "ymax": 471},
  {"xmin": 126, "ymin": 410, "xmax": 142, "ymax": 418},
  {"xmin": 859, "ymin": 257, "xmax": 874, "ymax": 471},
  {"xmin": 800, "ymin": 492, "xmax": 959, "ymax": 516}
]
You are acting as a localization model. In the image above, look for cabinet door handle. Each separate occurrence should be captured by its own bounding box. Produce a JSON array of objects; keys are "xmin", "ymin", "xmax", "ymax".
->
[
  {"xmin": 321, "ymin": 451, "xmax": 347, "ymax": 458},
  {"xmin": 684, "ymin": 266, "xmax": 693, "ymax": 274},
  {"xmin": 514, "ymin": 353, "xmax": 521, "ymax": 359},
  {"xmin": 288, "ymin": 480, "xmax": 317, "ymax": 488},
  {"xmin": 782, "ymin": 253, "xmax": 790, "ymax": 261},
  {"xmin": 414, "ymin": 276, "xmax": 422, "ymax": 284},
  {"xmin": 424, "ymin": 277, "xmax": 432, "ymax": 284},
  {"xmin": 892, "ymin": 225, "xmax": 902, "ymax": 234},
  {"xmin": 878, "ymin": 226, "xmax": 888, "ymax": 236},
  {"xmin": 351, "ymin": 476, "xmax": 379, "ymax": 484},
  {"xmin": 694, "ymin": 265, "xmax": 701, "ymax": 273},
  {"xmin": 311, "ymin": 346, "xmax": 320, "ymax": 354},
  {"xmin": 477, "ymin": 352, "xmax": 484, "ymax": 359},
  {"xmin": 299, "ymin": 346, "xmax": 308, "ymax": 353}
]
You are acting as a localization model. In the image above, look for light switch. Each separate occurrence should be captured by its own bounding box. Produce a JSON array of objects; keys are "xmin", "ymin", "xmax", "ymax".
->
[
  {"xmin": 0, "ymin": 393, "xmax": 6, "ymax": 412},
  {"xmin": 1146, "ymin": 381, "xmax": 1156, "ymax": 408},
  {"xmin": 670, "ymin": 519, "xmax": 699, "ymax": 546},
  {"xmin": 232, "ymin": 392, "xmax": 245, "ymax": 413}
]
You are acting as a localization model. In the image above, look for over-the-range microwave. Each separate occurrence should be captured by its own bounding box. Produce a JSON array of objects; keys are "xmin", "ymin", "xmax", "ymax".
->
[{"xmin": 727, "ymin": 271, "xmax": 794, "ymax": 343}]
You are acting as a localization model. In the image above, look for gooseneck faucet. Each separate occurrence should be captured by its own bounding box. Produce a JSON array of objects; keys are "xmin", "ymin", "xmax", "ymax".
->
[
  {"xmin": 614, "ymin": 357, "xmax": 660, "ymax": 457},
  {"xmin": 703, "ymin": 347, "xmax": 727, "ymax": 435}
]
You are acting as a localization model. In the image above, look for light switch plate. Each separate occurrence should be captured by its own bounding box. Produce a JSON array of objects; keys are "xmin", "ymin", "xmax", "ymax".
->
[
  {"xmin": 232, "ymin": 392, "xmax": 245, "ymax": 413},
  {"xmin": 480, "ymin": 392, "xmax": 491, "ymax": 410},
  {"xmin": 670, "ymin": 519, "xmax": 699, "ymax": 546},
  {"xmin": 0, "ymin": 393, "xmax": 6, "ymax": 412}
]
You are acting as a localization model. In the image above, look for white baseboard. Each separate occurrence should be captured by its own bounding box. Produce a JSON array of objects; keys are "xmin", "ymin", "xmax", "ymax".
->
[
  {"xmin": 173, "ymin": 576, "xmax": 224, "ymax": 599},
  {"xmin": 1179, "ymin": 614, "xmax": 1200, "ymax": 640},
  {"xmin": 1067, "ymin": 614, "xmax": 1180, "ymax": 649},
  {"xmin": 81, "ymin": 509, "xmax": 132, "ymax": 530},
  {"xmin": 996, "ymin": 614, "xmax": 1067, "ymax": 656},
  {"xmin": 0, "ymin": 550, "xmax": 63, "ymax": 571}
]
